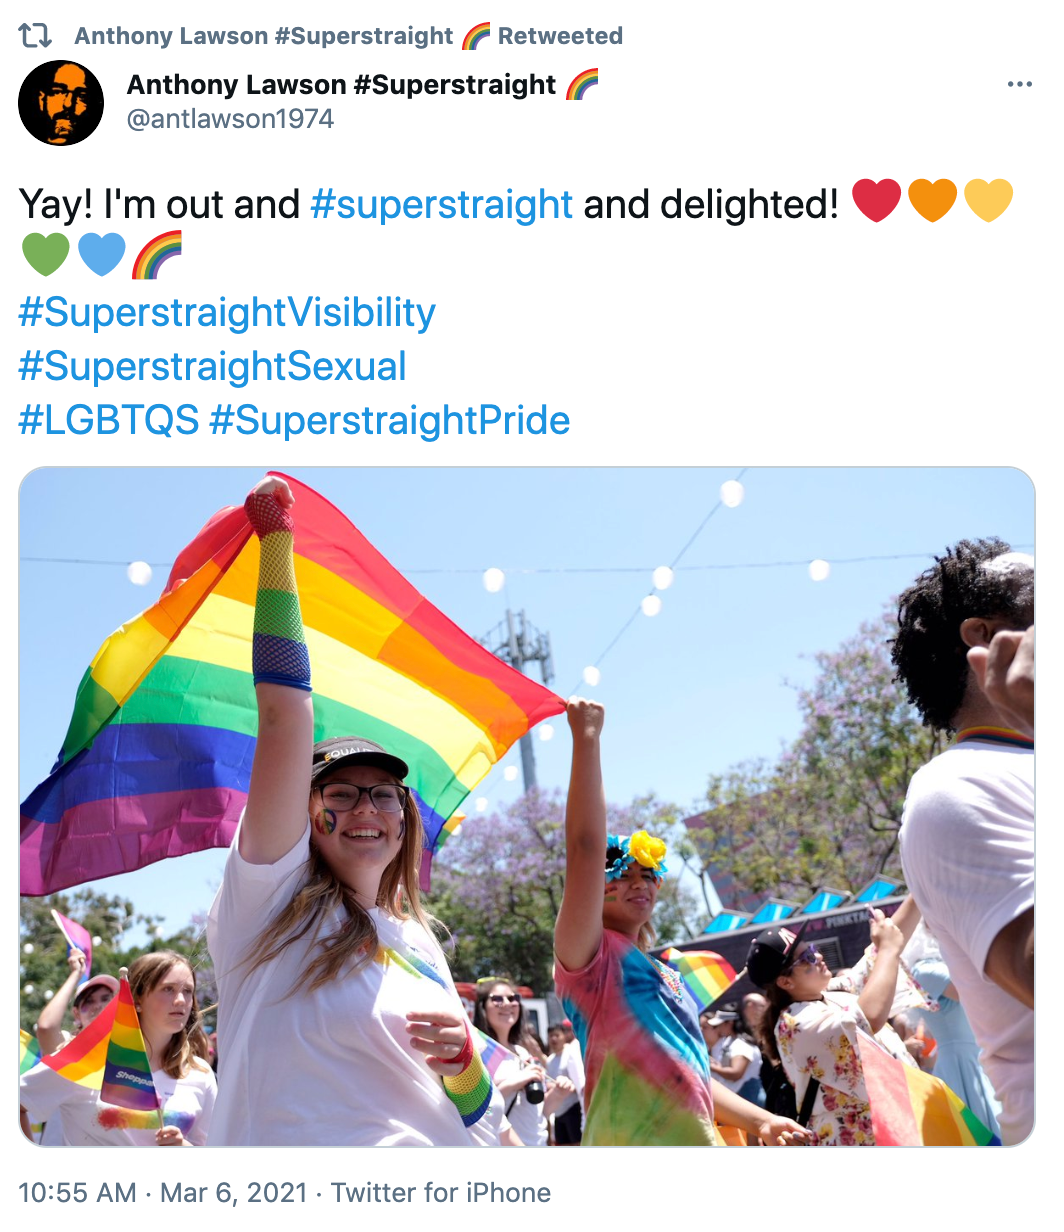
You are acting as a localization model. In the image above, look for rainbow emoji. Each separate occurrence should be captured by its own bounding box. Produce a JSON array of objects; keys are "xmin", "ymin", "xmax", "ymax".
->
[
  {"xmin": 132, "ymin": 230, "xmax": 182, "ymax": 280},
  {"xmin": 462, "ymin": 22, "xmax": 490, "ymax": 51},
  {"xmin": 566, "ymin": 68, "xmax": 599, "ymax": 100}
]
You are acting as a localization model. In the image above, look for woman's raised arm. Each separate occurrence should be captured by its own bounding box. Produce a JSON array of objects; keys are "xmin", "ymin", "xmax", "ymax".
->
[
  {"xmin": 239, "ymin": 477, "xmax": 315, "ymax": 865},
  {"xmin": 554, "ymin": 698, "xmax": 608, "ymax": 972}
]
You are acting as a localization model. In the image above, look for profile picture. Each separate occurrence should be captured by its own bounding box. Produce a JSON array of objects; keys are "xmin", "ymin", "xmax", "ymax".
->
[{"xmin": 19, "ymin": 60, "xmax": 104, "ymax": 147}]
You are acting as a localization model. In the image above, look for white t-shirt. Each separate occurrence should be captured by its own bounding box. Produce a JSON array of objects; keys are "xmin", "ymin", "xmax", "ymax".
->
[
  {"xmin": 20, "ymin": 1061, "xmax": 216, "ymax": 1146},
  {"xmin": 899, "ymin": 740, "xmax": 1033, "ymax": 1143},
  {"xmin": 495, "ymin": 1044, "xmax": 549, "ymax": 1146},
  {"xmin": 207, "ymin": 821, "xmax": 502, "ymax": 1146},
  {"xmin": 710, "ymin": 1034, "xmax": 762, "ymax": 1094},
  {"xmin": 545, "ymin": 1039, "xmax": 584, "ymax": 1118}
]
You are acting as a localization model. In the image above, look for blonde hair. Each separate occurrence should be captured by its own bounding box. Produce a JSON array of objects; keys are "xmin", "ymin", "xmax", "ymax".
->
[
  {"xmin": 246, "ymin": 790, "xmax": 435, "ymax": 993},
  {"xmin": 127, "ymin": 951, "xmax": 211, "ymax": 1080}
]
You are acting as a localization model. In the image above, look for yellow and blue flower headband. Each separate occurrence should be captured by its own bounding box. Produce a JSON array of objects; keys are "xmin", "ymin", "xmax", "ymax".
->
[{"xmin": 605, "ymin": 831, "xmax": 668, "ymax": 882}]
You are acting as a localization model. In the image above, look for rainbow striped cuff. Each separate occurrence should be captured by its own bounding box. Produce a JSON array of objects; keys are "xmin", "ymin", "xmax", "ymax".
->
[
  {"xmin": 442, "ymin": 1029, "xmax": 492, "ymax": 1127},
  {"xmin": 245, "ymin": 491, "xmax": 311, "ymax": 692}
]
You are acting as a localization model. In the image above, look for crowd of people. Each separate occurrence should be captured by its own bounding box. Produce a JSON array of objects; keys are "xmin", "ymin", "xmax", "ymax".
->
[{"xmin": 19, "ymin": 483, "xmax": 1034, "ymax": 1146}]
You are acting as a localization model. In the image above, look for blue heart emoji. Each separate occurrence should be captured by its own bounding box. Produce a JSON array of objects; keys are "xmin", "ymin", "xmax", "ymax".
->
[{"xmin": 78, "ymin": 233, "xmax": 126, "ymax": 276}]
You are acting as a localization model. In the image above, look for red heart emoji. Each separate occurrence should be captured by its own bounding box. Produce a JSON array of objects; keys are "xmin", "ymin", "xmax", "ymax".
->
[{"xmin": 852, "ymin": 179, "xmax": 902, "ymax": 222}]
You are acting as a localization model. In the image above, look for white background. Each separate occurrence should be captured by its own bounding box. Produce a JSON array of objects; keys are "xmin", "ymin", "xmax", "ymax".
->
[{"xmin": 7, "ymin": 0, "xmax": 1056, "ymax": 1217}]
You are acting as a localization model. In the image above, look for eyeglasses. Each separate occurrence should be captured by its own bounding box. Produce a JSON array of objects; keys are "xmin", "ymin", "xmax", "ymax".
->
[
  {"xmin": 487, "ymin": 994, "xmax": 521, "ymax": 1005},
  {"xmin": 318, "ymin": 783, "xmax": 409, "ymax": 813}
]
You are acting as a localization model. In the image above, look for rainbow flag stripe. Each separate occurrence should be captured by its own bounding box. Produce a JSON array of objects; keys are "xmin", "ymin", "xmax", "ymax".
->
[
  {"xmin": 473, "ymin": 1028, "xmax": 516, "ymax": 1081},
  {"xmin": 462, "ymin": 22, "xmax": 490, "ymax": 51},
  {"xmin": 660, "ymin": 947, "xmax": 738, "ymax": 1014},
  {"xmin": 20, "ymin": 1029, "xmax": 42, "ymax": 1076},
  {"xmin": 21, "ymin": 474, "xmax": 564, "ymax": 895},
  {"xmin": 100, "ymin": 979, "xmax": 159, "ymax": 1112},
  {"xmin": 566, "ymin": 69, "xmax": 599, "ymax": 100},
  {"xmin": 858, "ymin": 1032, "xmax": 999, "ymax": 1145},
  {"xmin": 42, "ymin": 995, "xmax": 118, "ymax": 1088},
  {"xmin": 132, "ymin": 230, "xmax": 182, "ymax": 279},
  {"xmin": 52, "ymin": 909, "xmax": 93, "ymax": 983},
  {"xmin": 434, "ymin": 812, "xmax": 465, "ymax": 852},
  {"xmin": 956, "ymin": 726, "xmax": 1033, "ymax": 749}
]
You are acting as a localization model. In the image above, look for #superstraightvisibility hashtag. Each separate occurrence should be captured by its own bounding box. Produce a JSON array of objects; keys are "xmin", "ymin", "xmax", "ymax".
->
[
  {"xmin": 210, "ymin": 404, "xmax": 234, "ymax": 433},
  {"xmin": 19, "ymin": 350, "xmax": 44, "ymax": 379},
  {"xmin": 19, "ymin": 404, "xmax": 44, "ymax": 434},
  {"xmin": 311, "ymin": 188, "xmax": 336, "ymax": 218},
  {"xmin": 19, "ymin": 296, "xmax": 44, "ymax": 326}
]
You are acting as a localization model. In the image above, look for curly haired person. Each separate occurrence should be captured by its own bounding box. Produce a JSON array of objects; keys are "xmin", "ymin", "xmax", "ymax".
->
[{"xmin": 892, "ymin": 538, "xmax": 1033, "ymax": 1143}]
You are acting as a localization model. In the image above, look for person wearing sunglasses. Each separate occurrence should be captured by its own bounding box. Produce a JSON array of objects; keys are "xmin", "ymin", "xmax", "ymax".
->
[
  {"xmin": 745, "ymin": 897, "xmax": 922, "ymax": 1146},
  {"xmin": 207, "ymin": 478, "xmax": 505, "ymax": 1146},
  {"xmin": 473, "ymin": 981, "xmax": 576, "ymax": 1146},
  {"xmin": 554, "ymin": 698, "xmax": 811, "ymax": 1146}
]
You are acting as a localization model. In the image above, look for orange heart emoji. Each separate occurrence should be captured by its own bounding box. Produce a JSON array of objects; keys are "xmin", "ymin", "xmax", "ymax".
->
[
  {"xmin": 964, "ymin": 179, "xmax": 1013, "ymax": 222},
  {"xmin": 908, "ymin": 179, "xmax": 957, "ymax": 222}
]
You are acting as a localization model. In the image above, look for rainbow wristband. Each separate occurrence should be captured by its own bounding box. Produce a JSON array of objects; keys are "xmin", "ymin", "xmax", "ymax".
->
[
  {"xmin": 245, "ymin": 491, "xmax": 311, "ymax": 692},
  {"xmin": 441, "ymin": 1027, "xmax": 492, "ymax": 1127}
]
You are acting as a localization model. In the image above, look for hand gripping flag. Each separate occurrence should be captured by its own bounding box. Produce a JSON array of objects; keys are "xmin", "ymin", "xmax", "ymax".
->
[
  {"xmin": 51, "ymin": 909, "xmax": 93, "ymax": 984},
  {"xmin": 21, "ymin": 473, "xmax": 566, "ymax": 895}
]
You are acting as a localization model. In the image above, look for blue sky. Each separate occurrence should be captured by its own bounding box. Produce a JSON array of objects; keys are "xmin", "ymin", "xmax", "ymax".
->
[{"xmin": 19, "ymin": 467, "xmax": 1034, "ymax": 941}]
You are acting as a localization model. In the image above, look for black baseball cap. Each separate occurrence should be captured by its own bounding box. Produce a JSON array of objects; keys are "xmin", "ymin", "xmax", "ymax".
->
[
  {"xmin": 745, "ymin": 918, "xmax": 811, "ymax": 989},
  {"xmin": 310, "ymin": 737, "xmax": 409, "ymax": 784}
]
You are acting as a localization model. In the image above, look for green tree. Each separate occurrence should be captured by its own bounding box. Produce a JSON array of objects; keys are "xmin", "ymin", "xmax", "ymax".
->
[
  {"xmin": 681, "ymin": 608, "xmax": 946, "ymax": 910},
  {"xmin": 19, "ymin": 891, "xmax": 216, "ymax": 1033}
]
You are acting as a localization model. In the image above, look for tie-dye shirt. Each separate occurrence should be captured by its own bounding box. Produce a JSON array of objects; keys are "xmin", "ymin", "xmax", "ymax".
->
[
  {"xmin": 20, "ymin": 1060, "xmax": 216, "ymax": 1146},
  {"xmin": 556, "ymin": 929, "xmax": 716, "ymax": 1145}
]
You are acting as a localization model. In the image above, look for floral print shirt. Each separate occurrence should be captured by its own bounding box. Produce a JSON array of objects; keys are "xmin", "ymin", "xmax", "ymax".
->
[{"xmin": 775, "ymin": 957, "xmax": 921, "ymax": 1146}]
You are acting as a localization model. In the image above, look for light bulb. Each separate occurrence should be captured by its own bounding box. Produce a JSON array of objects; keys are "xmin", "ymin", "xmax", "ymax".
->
[
  {"xmin": 582, "ymin": 665, "xmax": 601, "ymax": 687},
  {"xmin": 538, "ymin": 723, "xmax": 555, "ymax": 741},
  {"xmin": 641, "ymin": 594, "xmax": 662, "ymax": 617},
  {"xmin": 475, "ymin": 797, "xmax": 489, "ymax": 813},
  {"xmin": 720, "ymin": 480, "xmax": 745, "ymax": 508},
  {"xmin": 127, "ymin": 560, "xmax": 153, "ymax": 586},
  {"xmin": 503, "ymin": 766, "xmax": 519, "ymax": 782},
  {"xmin": 482, "ymin": 567, "xmax": 505, "ymax": 593},
  {"xmin": 652, "ymin": 566, "xmax": 674, "ymax": 591},
  {"xmin": 808, "ymin": 559, "xmax": 831, "ymax": 582},
  {"xmin": 22, "ymin": 943, "xmax": 33, "ymax": 954}
]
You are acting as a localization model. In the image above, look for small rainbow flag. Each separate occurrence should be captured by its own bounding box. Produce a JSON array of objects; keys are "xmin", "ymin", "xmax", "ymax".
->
[
  {"xmin": 473, "ymin": 1028, "xmax": 516, "ymax": 1081},
  {"xmin": 51, "ymin": 909, "xmax": 92, "ymax": 983},
  {"xmin": 41, "ymin": 993, "xmax": 118, "ymax": 1089},
  {"xmin": 20, "ymin": 1029, "xmax": 42, "ymax": 1076},
  {"xmin": 660, "ymin": 948, "xmax": 737, "ymax": 1014},
  {"xmin": 132, "ymin": 230, "xmax": 182, "ymax": 280},
  {"xmin": 858, "ymin": 1032, "xmax": 1000, "ymax": 1145},
  {"xmin": 21, "ymin": 473, "xmax": 565, "ymax": 895},
  {"xmin": 100, "ymin": 979, "xmax": 159, "ymax": 1112},
  {"xmin": 566, "ymin": 69, "xmax": 599, "ymax": 100},
  {"xmin": 462, "ymin": 22, "xmax": 490, "ymax": 51}
]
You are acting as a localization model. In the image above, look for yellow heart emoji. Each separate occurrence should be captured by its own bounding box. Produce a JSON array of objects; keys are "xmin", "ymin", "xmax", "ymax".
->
[
  {"xmin": 964, "ymin": 179, "xmax": 1013, "ymax": 222},
  {"xmin": 908, "ymin": 179, "xmax": 957, "ymax": 222}
]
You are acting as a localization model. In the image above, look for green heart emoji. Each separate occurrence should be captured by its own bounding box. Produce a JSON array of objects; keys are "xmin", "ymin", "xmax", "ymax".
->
[{"xmin": 23, "ymin": 232, "xmax": 70, "ymax": 276}]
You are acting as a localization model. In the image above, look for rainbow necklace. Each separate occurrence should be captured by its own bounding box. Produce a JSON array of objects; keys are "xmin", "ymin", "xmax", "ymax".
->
[{"xmin": 955, "ymin": 726, "xmax": 1033, "ymax": 750}]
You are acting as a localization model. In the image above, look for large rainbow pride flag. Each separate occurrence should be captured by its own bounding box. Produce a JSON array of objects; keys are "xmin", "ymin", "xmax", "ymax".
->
[
  {"xmin": 858, "ymin": 1032, "xmax": 1000, "ymax": 1145},
  {"xmin": 21, "ymin": 473, "xmax": 565, "ymax": 895}
]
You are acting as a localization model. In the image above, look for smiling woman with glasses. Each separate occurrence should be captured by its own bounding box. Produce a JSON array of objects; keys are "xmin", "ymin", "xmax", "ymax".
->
[
  {"xmin": 206, "ymin": 477, "xmax": 509, "ymax": 1147},
  {"xmin": 745, "ymin": 898, "xmax": 926, "ymax": 1145},
  {"xmin": 472, "ymin": 979, "xmax": 573, "ymax": 1147}
]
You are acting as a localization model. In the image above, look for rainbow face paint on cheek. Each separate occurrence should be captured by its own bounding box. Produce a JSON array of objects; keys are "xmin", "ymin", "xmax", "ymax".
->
[
  {"xmin": 313, "ymin": 808, "xmax": 337, "ymax": 836},
  {"xmin": 604, "ymin": 895, "xmax": 617, "ymax": 902}
]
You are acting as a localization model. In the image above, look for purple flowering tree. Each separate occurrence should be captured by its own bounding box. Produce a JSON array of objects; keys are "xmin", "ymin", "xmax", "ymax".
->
[{"xmin": 427, "ymin": 789, "xmax": 702, "ymax": 993}]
